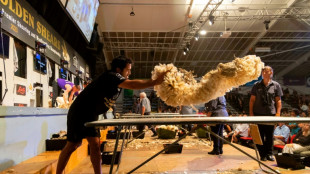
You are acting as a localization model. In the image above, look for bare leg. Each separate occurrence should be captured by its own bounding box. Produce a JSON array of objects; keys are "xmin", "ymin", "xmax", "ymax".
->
[
  {"xmin": 56, "ymin": 141, "xmax": 81, "ymax": 174},
  {"xmin": 87, "ymin": 137, "xmax": 102, "ymax": 174},
  {"xmin": 63, "ymin": 84, "xmax": 72, "ymax": 104}
]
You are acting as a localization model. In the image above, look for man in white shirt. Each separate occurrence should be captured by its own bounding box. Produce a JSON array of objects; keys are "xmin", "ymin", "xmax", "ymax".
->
[{"xmin": 231, "ymin": 123, "xmax": 249, "ymax": 143}]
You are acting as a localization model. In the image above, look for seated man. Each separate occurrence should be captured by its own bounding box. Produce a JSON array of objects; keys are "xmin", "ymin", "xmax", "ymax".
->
[
  {"xmin": 231, "ymin": 123, "xmax": 249, "ymax": 143},
  {"xmin": 274, "ymin": 122, "xmax": 290, "ymax": 145},
  {"xmin": 288, "ymin": 109, "xmax": 301, "ymax": 136},
  {"xmin": 52, "ymin": 78, "xmax": 81, "ymax": 107}
]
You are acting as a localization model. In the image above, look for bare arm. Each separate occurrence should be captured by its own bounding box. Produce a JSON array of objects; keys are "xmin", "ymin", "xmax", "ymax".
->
[
  {"xmin": 141, "ymin": 106, "xmax": 145, "ymax": 115},
  {"xmin": 207, "ymin": 112, "xmax": 212, "ymax": 117},
  {"xmin": 118, "ymin": 71, "xmax": 167, "ymax": 89},
  {"xmin": 63, "ymin": 84, "xmax": 72, "ymax": 104},
  {"xmin": 274, "ymin": 135, "xmax": 285, "ymax": 140},
  {"xmin": 190, "ymin": 104, "xmax": 199, "ymax": 113},
  {"xmin": 180, "ymin": 106, "xmax": 183, "ymax": 114},
  {"xmin": 275, "ymin": 96, "xmax": 282, "ymax": 116},
  {"xmin": 68, "ymin": 90, "xmax": 75, "ymax": 103},
  {"xmin": 119, "ymin": 79, "xmax": 156, "ymax": 89},
  {"xmin": 249, "ymin": 95, "xmax": 256, "ymax": 116}
]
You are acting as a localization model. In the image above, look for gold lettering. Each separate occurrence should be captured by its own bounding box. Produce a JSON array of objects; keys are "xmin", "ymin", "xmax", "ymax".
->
[
  {"xmin": 22, "ymin": 8, "xmax": 28, "ymax": 24},
  {"xmin": 9, "ymin": 0, "xmax": 14, "ymax": 13},
  {"xmin": 1, "ymin": 0, "xmax": 8, "ymax": 6},
  {"xmin": 57, "ymin": 40, "xmax": 60, "ymax": 50},
  {"xmin": 46, "ymin": 30, "xmax": 51, "ymax": 42},
  {"xmin": 51, "ymin": 34, "xmax": 56, "ymax": 48},
  {"xmin": 10, "ymin": 23, "xmax": 18, "ymax": 33},
  {"xmin": 15, "ymin": 0, "xmax": 22, "ymax": 18},
  {"xmin": 36, "ymin": 21, "xmax": 41, "ymax": 34},
  {"xmin": 41, "ymin": 25, "xmax": 46, "ymax": 39},
  {"xmin": 28, "ymin": 13, "xmax": 34, "ymax": 29}
]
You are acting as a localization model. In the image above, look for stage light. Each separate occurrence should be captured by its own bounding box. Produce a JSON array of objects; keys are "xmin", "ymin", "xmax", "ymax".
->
[
  {"xmin": 183, "ymin": 48, "xmax": 187, "ymax": 55},
  {"xmin": 186, "ymin": 43, "xmax": 190, "ymax": 51},
  {"xmin": 199, "ymin": 30, "xmax": 207, "ymax": 35},
  {"xmin": 220, "ymin": 32, "xmax": 223, "ymax": 37},
  {"xmin": 130, "ymin": 7, "xmax": 135, "ymax": 16},
  {"xmin": 208, "ymin": 15, "xmax": 215, "ymax": 26},
  {"xmin": 264, "ymin": 20, "xmax": 270, "ymax": 30},
  {"xmin": 194, "ymin": 33, "xmax": 199, "ymax": 41}
]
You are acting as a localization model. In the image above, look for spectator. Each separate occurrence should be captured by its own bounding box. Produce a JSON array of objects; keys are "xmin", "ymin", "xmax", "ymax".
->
[
  {"xmin": 273, "ymin": 123, "xmax": 290, "ymax": 145},
  {"xmin": 283, "ymin": 123, "xmax": 310, "ymax": 154},
  {"xmin": 180, "ymin": 105, "xmax": 198, "ymax": 133},
  {"xmin": 138, "ymin": 92, "xmax": 157, "ymax": 137},
  {"xmin": 281, "ymin": 108, "xmax": 289, "ymax": 116},
  {"xmin": 301, "ymin": 102, "xmax": 309, "ymax": 112},
  {"xmin": 223, "ymin": 124, "xmax": 233, "ymax": 141},
  {"xmin": 231, "ymin": 123, "xmax": 249, "ymax": 143},
  {"xmin": 301, "ymin": 111, "xmax": 308, "ymax": 117},
  {"xmin": 288, "ymin": 109, "xmax": 301, "ymax": 136}
]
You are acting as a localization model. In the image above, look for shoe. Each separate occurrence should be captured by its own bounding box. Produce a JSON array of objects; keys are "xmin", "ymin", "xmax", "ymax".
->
[
  {"xmin": 208, "ymin": 150, "xmax": 219, "ymax": 155},
  {"xmin": 260, "ymin": 156, "xmax": 267, "ymax": 161},
  {"xmin": 219, "ymin": 150, "xmax": 223, "ymax": 154},
  {"xmin": 266, "ymin": 155, "xmax": 275, "ymax": 161},
  {"xmin": 151, "ymin": 134, "xmax": 158, "ymax": 137}
]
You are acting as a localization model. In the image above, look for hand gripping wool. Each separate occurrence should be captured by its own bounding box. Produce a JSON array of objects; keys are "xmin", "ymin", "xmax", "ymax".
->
[{"xmin": 151, "ymin": 55, "xmax": 264, "ymax": 106}]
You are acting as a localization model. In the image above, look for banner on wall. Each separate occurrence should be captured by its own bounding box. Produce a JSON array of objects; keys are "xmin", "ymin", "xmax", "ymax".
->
[
  {"xmin": 0, "ymin": 0, "xmax": 86, "ymax": 72},
  {"xmin": 283, "ymin": 77, "xmax": 305, "ymax": 86},
  {"xmin": 16, "ymin": 84, "xmax": 26, "ymax": 96}
]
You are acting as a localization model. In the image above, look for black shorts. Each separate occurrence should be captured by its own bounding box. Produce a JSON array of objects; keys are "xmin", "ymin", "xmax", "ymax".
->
[{"xmin": 66, "ymin": 108, "xmax": 100, "ymax": 142}]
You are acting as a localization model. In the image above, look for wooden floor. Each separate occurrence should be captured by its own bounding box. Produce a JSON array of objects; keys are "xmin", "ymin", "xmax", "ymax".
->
[{"xmin": 69, "ymin": 131, "xmax": 310, "ymax": 174}]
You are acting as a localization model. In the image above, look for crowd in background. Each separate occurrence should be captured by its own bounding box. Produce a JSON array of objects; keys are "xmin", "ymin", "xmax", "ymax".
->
[{"xmin": 125, "ymin": 84, "xmax": 310, "ymax": 155}]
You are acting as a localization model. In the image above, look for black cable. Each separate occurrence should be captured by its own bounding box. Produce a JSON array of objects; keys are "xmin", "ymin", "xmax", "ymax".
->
[{"xmin": 0, "ymin": 9, "xmax": 8, "ymax": 105}]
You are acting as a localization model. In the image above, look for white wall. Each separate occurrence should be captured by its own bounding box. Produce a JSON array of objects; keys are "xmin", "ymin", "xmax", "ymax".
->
[
  {"xmin": 0, "ymin": 35, "xmax": 88, "ymax": 107},
  {"xmin": 0, "ymin": 106, "xmax": 68, "ymax": 171}
]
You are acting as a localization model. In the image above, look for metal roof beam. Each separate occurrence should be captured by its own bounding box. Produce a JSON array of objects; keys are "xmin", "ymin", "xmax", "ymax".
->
[
  {"xmin": 240, "ymin": 0, "xmax": 298, "ymax": 57},
  {"xmin": 275, "ymin": 51, "xmax": 310, "ymax": 79}
]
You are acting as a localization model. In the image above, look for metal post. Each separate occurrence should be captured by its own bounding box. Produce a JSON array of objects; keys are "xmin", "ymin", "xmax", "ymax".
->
[
  {"xmin": 128, "ymin": 130, "xmax": 193, "ymax": 174},
  {"xmin": 109, "ymin": 125, "xmax": 122, "ymax": 174},
  {"xmin": 116, "ymin": 126, "xmax": 129, "ymax": 173},
  {"xmin": 207, "ymin": 130, "xmax": 280, "ymax": 174}
]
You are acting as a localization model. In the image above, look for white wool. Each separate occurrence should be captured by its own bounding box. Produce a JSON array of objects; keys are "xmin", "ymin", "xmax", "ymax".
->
[{"xmin": 152, "ymin": 55, "xmax": 264, "ymax": 106}]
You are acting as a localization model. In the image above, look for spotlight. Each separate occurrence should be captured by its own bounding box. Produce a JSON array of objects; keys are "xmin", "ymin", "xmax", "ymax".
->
[
  {"xmin": 130, "ymin": 7, "xmax": 135, "ymax": 16},
  {"xmin": 194, "ymin": 33, "xmax": 199, "ymax": 41},
  {"xmin": 186, "ymin": 43, "xmax": 190, "ymax": 51},
  {"xmin": 199, "ymin": 30, "xmax": 207, "ymax": 35},
  {"xmin": 183, "ymin": 48, "xmax": 187, "ymax": 55},
  {"xmin": 208, "ymin": 15, "xmax": 215, "ymax": 26},
  {"xmin": 264, "ymin": 20, "xmax": 270, "ymax": 30}
]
